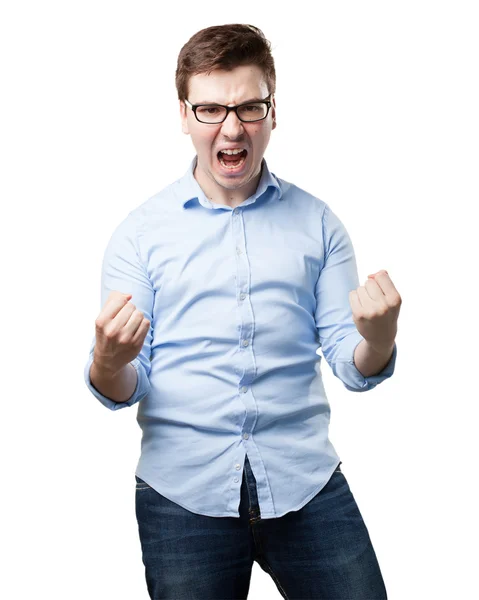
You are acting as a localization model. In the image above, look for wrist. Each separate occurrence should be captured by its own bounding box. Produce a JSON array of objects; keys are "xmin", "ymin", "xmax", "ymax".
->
[
  {"xmin": 366, "ymin": 340, "xmax": 395, "ymax": 355},
  {"xmin": 91, "ymin": 359, "xmax": 122, "ymax": 380}
]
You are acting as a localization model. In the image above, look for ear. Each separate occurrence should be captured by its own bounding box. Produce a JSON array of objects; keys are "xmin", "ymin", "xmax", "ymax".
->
[
  {"xmin": 271, "ymin": 95, "xmax": 277, "ymax": 130},
  {"xmin": 180, "ymin": 100, "xmax": 190, "ymax": 135}
]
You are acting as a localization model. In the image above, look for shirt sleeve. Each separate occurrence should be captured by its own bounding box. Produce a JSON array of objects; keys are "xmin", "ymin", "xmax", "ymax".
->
[
  {"xmin": 84, "ymin": 212, "xmax": 153, "ymax": 410},
  {"xmin": 314, "ymin": 203, "xmax": 397, "ymax": 392}
]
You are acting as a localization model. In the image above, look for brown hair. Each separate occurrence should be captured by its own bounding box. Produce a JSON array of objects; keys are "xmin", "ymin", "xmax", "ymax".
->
[{"xmin": 175, "ymin": 24, "xmax": 276, "ymax": 102}]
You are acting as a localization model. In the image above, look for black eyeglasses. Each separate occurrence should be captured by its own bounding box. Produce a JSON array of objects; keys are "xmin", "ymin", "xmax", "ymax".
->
[{"xmin": 184, "ymin": 94, "xmax": 273, "ymax": 124}]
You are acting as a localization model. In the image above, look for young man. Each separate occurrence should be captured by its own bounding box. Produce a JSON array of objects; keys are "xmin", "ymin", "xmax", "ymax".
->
[{"xmin": 85, "ymin": 23, "xmax": 400, "ymax": 600}]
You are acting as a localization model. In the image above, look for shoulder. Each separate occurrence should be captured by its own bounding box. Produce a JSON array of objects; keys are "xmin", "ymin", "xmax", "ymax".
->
[
  {"xmin": 272, "ymin": 172, "xmax": 328, "ymax": 216},
  {"xmin": 123, "ymin": 178, "xmax": 183, "ymax": 235}
]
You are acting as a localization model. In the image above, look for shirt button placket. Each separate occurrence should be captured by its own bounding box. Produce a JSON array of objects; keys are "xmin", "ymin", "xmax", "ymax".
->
[{"xmin": 233, "ymin": 206, "xmax": 255, "ymax": 447}]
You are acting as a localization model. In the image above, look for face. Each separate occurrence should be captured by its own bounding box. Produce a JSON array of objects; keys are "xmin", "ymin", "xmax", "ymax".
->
[{"xmin": 180, "ymin": 64, "xmax": 276, "ymax": 200}]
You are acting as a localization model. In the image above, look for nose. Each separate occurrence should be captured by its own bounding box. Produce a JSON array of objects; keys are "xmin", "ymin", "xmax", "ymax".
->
[{"xmin": 220, "ymin": 108, "xmax": 245, "ymax": 138}]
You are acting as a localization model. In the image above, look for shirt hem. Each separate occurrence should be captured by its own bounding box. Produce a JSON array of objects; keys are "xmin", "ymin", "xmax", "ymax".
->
[
  {"xmin": 258, "ymin": 460, "xmax": 341, "ymax": 519},
  {"xmin": 135, "ymin": 470, "xmax": 244, "ymax": 518},
  {"xmin": 135, "ymin": 460, "xmax": 341, "ymax": 519}
]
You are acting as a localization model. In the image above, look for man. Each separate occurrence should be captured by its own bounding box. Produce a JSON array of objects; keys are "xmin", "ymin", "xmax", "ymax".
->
[{"xmin": 84, "ymin": 23, "xmax": 400, "ymax": 600}]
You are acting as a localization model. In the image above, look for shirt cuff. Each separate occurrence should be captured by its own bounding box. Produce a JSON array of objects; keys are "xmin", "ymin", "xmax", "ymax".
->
[
  {"xmin": 83, "ymin": 353, "xmax": 150, "ymax": 410},
  {"xmin": 333, "ymin": 330, "xmax": 397, "ymax": 392}
]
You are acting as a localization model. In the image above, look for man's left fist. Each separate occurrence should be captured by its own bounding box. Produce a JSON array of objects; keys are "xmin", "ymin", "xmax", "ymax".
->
[{"xmin": 349, "ymin": 269, "xmax": 402, "ymax": 351}]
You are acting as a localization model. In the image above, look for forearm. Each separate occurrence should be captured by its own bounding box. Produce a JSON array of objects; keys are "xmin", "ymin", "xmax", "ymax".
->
[
  {"xmin": 90, "ymin": 362, "xmax": 138, "ymax": 403},
  {"xmin": 353, "ymin": 339, "xmax": 395, "ymax": 378}
]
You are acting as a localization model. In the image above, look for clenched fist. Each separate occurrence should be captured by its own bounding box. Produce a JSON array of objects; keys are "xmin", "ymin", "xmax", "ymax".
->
[{"xmin": 93, "ymin": 291, "xmax": 150, "ymax": 376}]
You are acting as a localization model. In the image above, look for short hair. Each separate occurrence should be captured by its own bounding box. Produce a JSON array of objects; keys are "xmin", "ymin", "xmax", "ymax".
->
[{"xmin": 175, "ymin": 24, "xmax": 276, "ymax": 102}]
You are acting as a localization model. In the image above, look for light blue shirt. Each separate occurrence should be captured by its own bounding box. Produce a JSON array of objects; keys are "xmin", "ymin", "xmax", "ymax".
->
[{"xmin": 84, "ymin": 155, "xmax": 397, "ymax": 518}]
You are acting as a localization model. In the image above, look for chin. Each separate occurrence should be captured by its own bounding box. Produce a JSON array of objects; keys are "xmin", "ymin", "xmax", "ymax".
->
[{"xmin": 213, "ymin": 173, "xmax": 249, "ymax": 189}]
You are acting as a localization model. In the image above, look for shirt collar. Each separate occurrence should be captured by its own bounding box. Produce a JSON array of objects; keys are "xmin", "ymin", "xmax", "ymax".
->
[{"xmin": 176, "ymin": 154, "xmax": 283, "ymax": 210}]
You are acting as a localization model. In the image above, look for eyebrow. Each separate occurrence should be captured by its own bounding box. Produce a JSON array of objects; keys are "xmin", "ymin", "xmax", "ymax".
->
[{"xmin": 194, "ymin": 97, "xmax": 264, "ymax": 105}]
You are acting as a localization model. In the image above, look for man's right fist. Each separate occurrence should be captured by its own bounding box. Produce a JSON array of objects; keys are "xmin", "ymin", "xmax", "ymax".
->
[{"xmin": 93, "ymin": 291, "xmax": 150, "ymax": 376}]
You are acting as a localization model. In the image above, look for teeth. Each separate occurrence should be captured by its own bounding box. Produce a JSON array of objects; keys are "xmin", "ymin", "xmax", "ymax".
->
[
  {"xmin": 220, "ymin": 148, "xmax": 245, "ymax": 155},
  {"xmin": 219, "ymin": 153, "xmax": 246, "ymax": 169}
]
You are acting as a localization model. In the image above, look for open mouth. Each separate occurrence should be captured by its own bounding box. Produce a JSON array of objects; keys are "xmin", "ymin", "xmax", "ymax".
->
[{"xmin": 217, "ymin": 149, "xmax": 248, "ymax": 170}]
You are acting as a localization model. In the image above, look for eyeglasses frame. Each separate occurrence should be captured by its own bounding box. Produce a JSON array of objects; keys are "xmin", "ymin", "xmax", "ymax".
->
[{"xmin": 183, "ymin": 94, "xmax": 273, "ymax": 124}]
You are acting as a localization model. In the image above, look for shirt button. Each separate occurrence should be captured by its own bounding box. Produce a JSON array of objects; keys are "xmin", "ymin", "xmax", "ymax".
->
[
  {"xmin": 234, "ymin": 208, "xmax": 240, "ymax": 215},
  {"xmin": 242, "ymin": 339, "xmax": 249, "ymax": 347},
  {"xmin": 241, "ymin": 386, "xmax": 248, "ymax": 393},
  {"xmin": 235, "ymin": 464, "xmax": 241, "ymax": 470},
  {"xmin": 236, "ymin": 247, "xmax": 242, "ymax": 255},
  {"xmin": 243, "ymin": 433, "xmax": 249, "ymax": 439},
  {"xmin": 239, "ymin": 293, "xmax": 246, "ymax": 301},
  {"xmin": 234, "ymin": 477, "xmax": 239, "ymax": 483}
]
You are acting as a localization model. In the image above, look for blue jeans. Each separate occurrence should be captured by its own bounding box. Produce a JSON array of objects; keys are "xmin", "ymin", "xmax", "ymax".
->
[{"xmin": 135, "ymin": 455, "xmax": 387, "ymax": 599}]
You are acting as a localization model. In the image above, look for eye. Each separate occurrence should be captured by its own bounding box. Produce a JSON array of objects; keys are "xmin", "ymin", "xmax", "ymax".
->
[{"xmin": 197, "ymin": 106, "xmax": 221, "ymax": 114}]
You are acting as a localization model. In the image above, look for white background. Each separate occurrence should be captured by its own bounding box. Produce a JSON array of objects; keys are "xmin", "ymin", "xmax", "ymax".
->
[{"xmin": 1, "ymin": 1, "xmax": 478, "ymax": 598}]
